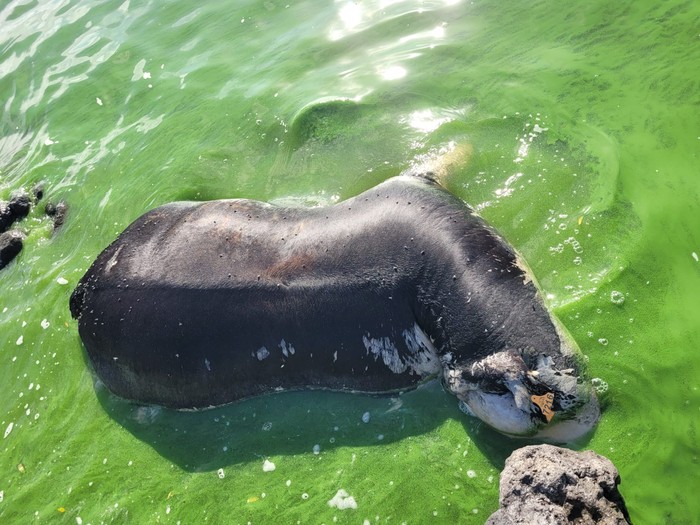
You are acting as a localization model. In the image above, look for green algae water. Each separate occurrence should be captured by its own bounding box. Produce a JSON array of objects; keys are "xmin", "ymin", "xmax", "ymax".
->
[{"xmin": 1, "ymin": 0, "xmax": 699, "ymax": 523}]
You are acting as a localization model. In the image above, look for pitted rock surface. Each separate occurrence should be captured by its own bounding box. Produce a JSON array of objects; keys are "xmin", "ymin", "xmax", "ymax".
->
[{"xmin": 486, "ymin": 444, "xmax": 631, "ymax": 525}]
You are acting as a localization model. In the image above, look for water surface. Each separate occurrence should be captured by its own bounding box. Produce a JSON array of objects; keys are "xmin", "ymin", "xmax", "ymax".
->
[{"xmin": 1, "ymin": 1, "xmax": 699, "ymax": 523}]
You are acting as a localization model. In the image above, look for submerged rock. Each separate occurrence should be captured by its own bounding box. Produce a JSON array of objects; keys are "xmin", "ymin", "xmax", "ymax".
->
[
  {"xmin": 486, "ymin": 444, "xmax": 631, "ymax": 525},
  {"xmin": 45, "ymin": 200, "xmax": 68, "ymax": 230},
  {"xmin": 0, "ymin": 231, "xmax": 24, "ymax": 270}
]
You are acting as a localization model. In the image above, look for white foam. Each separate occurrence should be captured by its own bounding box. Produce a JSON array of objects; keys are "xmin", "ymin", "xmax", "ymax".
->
[
  {"xmin": 327, "ymin": 489, "xmax": 357, "ymax": 510},
  {"xmin": 4, "ymin": 422, "xmax": 13, "ymax": 439},
  {"xmin": 262, "ymin": 459, "xmax": 276, "ymax": 472},
  {"xmin": 361, "ymin": 411, "xmax": 370, "ymax": 423}
]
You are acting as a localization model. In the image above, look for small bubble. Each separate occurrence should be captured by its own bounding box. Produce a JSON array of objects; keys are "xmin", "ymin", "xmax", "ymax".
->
[
  {"xmin": 301, "ymin": 493, "xmax": 309, "ymax": 500},
  {"xmin": 610, "ymin": 290, "xmax": 625, "ymax": 305},
  {"xmin": 217, "ymin": 468, "xmax": 225, "ymax": 479},
  {"xmin": 598, "ymin": 338, "xmax": 608, "ymax": 346}
]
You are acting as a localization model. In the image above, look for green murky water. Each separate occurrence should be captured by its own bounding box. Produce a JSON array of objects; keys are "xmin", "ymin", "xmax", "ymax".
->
[{"xmin": 1, "ymin": 1, "xmax": 698, "ymax": 523}]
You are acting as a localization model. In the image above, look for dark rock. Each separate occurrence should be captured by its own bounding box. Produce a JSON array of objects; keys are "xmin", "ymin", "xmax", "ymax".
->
[
  {"xmin": 33, "ymin": 183, "xmax": 45, "ymax": 202},
  {"xmin": 0, "ymin": 230, "xmax": 24, "ymax": 270},
  {"xmin": 0, "ymin": 192, "xmax": 31, "ymax": 233},
  {"xmin": 45, "ymin": 200, "xmax": 68, "ymax": 230},
  {"xmin": 486, "ymin": 444, "xmax": 631, "ymax": 525},
  {"xmin": 9, "ymin": 192, "xmax": 31, "ymax": 217}
]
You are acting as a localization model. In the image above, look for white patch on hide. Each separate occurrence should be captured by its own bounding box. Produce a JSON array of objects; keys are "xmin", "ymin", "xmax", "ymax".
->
[
  {"xmin": 105, "ymin": 245, "xmax": 123, "ymax": 273},
  {"xmin": 279, "ymin": 339, "xmax": 295, "ymax": 357},
  {"xmin": 402, "ymin": 324, "xmax": 441, "ymax": 376},
  {"xmin": 362, "ymin": 334, "xmax": 407, "ymax": 374},
  {"xmin": 256, "ymin": 347, "xmax": 270, "ymax": 361}
]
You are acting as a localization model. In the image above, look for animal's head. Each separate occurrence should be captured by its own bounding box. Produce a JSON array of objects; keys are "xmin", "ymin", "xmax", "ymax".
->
[{"xmin": 443, "ymin": 324, "xmax": 599, "ymax": 441}]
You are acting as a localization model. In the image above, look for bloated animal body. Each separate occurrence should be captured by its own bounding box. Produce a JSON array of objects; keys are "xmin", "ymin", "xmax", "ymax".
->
[{"xmin": 70, "ymin": 175, "xmax": 598, "ymax": 439}]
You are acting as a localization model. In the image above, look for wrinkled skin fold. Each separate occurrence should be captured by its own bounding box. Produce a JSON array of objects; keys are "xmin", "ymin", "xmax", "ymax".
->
[{"xmin": 70, "ymin": 175, "xmax": 599, "ymax": 440}]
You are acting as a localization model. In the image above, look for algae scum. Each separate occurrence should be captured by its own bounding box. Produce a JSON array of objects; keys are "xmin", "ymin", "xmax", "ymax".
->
[{"xmin": 1, "ymin": 1, "xmax": 698, "ymax": 523}]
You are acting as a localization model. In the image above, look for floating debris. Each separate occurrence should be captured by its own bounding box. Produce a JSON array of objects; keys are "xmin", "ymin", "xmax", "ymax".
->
[
  {"xmin": 57, "ymin": 277, "xmax": 69, "ymax": 285},
  {"xmin": 262, "ymin": 459, "xmax": 276, "ymax": 472},
  {"xmin": 4, "ymin": 422, "xmax": 14, "ymax": 439}
]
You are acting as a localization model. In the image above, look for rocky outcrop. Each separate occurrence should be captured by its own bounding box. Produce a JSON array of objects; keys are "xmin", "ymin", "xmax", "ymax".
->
[
  {"xmin": 0, "ymin": 185, "xmax": 68, "ymax": 271},
  {"xmin": 486, "ymin": 444, "xmax": 631, "ymax": 525}
]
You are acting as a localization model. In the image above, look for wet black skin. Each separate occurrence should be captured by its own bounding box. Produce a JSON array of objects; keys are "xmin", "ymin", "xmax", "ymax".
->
[{"xmin": 70, "ymin": 175, "xmax": 576, "ymax": 415}]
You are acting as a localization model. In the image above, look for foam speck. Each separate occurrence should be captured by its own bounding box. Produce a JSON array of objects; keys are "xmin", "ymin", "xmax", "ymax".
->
[
  {"xmin": 262, "ymin": 459, "xmax": 276, "ymax": 472},
  {"xmin": 361, "ymin": 411, "xmax": 370, "ymax": 423}
]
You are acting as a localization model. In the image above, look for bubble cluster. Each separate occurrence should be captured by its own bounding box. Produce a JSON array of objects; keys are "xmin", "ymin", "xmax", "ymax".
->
[{"xmin": 591, "ymin": 377, "xmax": 608, "ymax": 394}]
